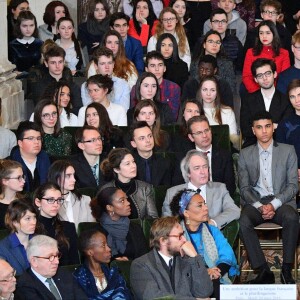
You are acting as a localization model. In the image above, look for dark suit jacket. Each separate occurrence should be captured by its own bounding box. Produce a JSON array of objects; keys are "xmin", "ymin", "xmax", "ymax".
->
[
  {"xmin": 69, "ymin": 152, "xmax": 105, "ymax": 189},
  {"xmin": 125, "ymin": 35, "xmax": 144, "ymax": 74},
  {"xmin": 130, "ymin": 249, "xmax": 213, "ymax": 300},
  {"xmin": 171, "ymin": 143, "xmax": 236, "ymax": 196},
  {"xmin": 15, "ymin": 268, "xmax": 88, "ymax": 300},
  {"xmin": 240, "ymin": 89, "xmax": 294, "ymax": 148},
  {"xmin": 133, "ymin": 151, "xmax": 172, "ymax": 187}
]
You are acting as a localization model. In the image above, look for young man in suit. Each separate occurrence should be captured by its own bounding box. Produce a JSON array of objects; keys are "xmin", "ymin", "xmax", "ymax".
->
[
  {"xmin": 163, "ymin": 150, "xmax": 240, "ymax": 230},
  {"xmin": 0, "ymin": 259, "xmax": 16, "ymax": 300},
  {"xmin": 9, "ymin": 121, "xmax": 51, "ymax": 192},
  {"xmin": 240, "ymin": 58, "xmax": 294, "ymax": 148},
  {"xmin": 69, "ymin": 125, "xmax": 105, "ymax": 189},
  {"xmin": 238, "ymin": 110, "xmax": 299, "ymax": 284},
  {"xmin": 130, "ymin": 121, "xmax": 171, "ymax": 187},
  {"xmin": 130, "ymin": 216, "xmax": 213, "ymax": 299},
  {"xmin": 15, "ymin": 235, "xmax": 87, "ymax": 300},
  {"xmin": 110, "ymin": 12, "xmax": 144, "ymax": 74}
]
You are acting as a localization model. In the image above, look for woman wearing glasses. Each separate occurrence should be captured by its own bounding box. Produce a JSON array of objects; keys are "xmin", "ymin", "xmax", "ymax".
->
[
  {"xmin": 0, "ymin": 198, "xmax": 38, "ymax": 276},
  {"xmin": 33, "ymin": 182, "xmax": 80, "ymax": 265},
  {"xmin": 33, "ymin": 98, "xmax": 72, "ymax": 157},
  {"xmin": 170, "ymin": 189, "xmax": 239, "ymax": 300},
  {"xmin": 147, "ymin": 7, "xmax": 191, "ymax": 69},
  {"xmin": 0, "ymin": 160, "xmax": 25, "ymax": 230},
  {"xmin": 100, "ymin": 148, "xmax": 158, "ymax": 220},
  {"xmin": 190, "ymin": 30, "xmax": 236, "ymax": 97},
  {"xmin": 242, "ymin": 20, "xmax": 290, "ymax": 93},
  {"xmin": 90, "ymin": 187, "xmax": 148, "ymax": 260},
  {"xmin": 47, "ymin": 160, "xmax": 95, "ymax": 230}
]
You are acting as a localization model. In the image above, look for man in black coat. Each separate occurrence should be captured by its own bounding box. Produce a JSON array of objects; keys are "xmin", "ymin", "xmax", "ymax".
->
[
  {"xmin": 69, "ymin": 125, "xmax": 105, "ymax": 189},
  {"xmin": 15, "ymin": 235, "xmax": 87, "ymax": 300},
  {"xmin": 130, "ymin": 121, "xmax": 172, "ymax": 187},
  {"xmin": 240, "ymin": 58, "xmax": 294, "ymax": 148}
]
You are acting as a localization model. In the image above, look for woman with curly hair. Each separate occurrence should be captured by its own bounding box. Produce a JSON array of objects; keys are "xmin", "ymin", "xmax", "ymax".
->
[
  {"xmin": 33, "ymin": 182, "xmax": 80, "ymax": 265},
  {"xmin": 38, "ymin": 0, "xmax": 70, "ymax": 41},
  {"xmin": 148, "ymin": 7, "xmax": 191, "ymax": 69},
  {"xmin": 128, "ymin": 0, "xmax": 158, "ymax": 48}
]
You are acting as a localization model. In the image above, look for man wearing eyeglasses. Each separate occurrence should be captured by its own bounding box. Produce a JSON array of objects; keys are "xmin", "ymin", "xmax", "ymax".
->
[
  {"xmin": 204, "ymin": 1, "xmax": 247, "ymax": 46},
  {"xmin": 15, "ymin": 235, "xmax": 87, "ymax": 300},
  {"xmin": 69, "ymin": 126, "xmax": 105, "ymax": 189},
  {"xmin": 163, "ymin": 149, "xmax": 239, "ymax": 230},
  {"xmin": 130, "ymin": 216, "xmax": 213, "ymax": 299},
  {"xmin": 0, "ymin": 259, "xmax": 16, "ymax": 300},
  {"xmin": 240, "ymin": 58, "xmax": 294, "ymax": 148},
  {"xmin": 9, "ymin": 121, "xmax": 51, "ymax": 192}
]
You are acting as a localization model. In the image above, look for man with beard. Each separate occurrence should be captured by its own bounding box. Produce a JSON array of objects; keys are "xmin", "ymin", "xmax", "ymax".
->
[
  {"xmin": 240, "ymin": 58, "xmax": 294, "ymax": 148},
  {"xmin": 130, "ymin": 216, "xmax": 213, "ymax": 299}
]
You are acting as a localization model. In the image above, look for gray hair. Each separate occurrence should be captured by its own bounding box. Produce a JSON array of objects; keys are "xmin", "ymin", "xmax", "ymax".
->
[
  {"xmin": 27, "ymin": 235, "xmax": 58, "ymax": 260},
  {"xmin": 180, "ymin": 150, "xmax": 209, "ymax": 183}
]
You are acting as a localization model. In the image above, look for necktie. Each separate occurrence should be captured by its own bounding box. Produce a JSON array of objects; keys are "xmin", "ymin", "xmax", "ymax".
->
[
  {"xmin": 144, "ymin": 159, "xmax": 151, "ymax": 183},
  {"xmin": 196, "ymin": 188, "xmax": 201, "ymax": 194},
  {"xmin": 92, "ymin": 163, "xmax": 99, "ymax": 185},
  {"xmin": 202, "ymin": 151, "xmax": 210, "ymax": 156},
  {"xmin": 46, "ymin": 278, "xmax": 62, "ymax": 300},
  {"xmin": 168, "ymin": 258, "xmax": 173, "ymax": 273}
]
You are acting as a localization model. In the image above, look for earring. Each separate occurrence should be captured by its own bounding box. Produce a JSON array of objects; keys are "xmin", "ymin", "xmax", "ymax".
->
[
  {"xmin": 110, "ymin": 211, "xmax": 114, "ymax": 217},
  {"xmin": 186, "ymin": 218, "xmax": 190, "ymax": 225}
]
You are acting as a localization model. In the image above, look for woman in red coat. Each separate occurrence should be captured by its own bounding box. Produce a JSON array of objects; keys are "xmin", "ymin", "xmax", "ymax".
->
[{"xmin": 242, "ymin": 20, "xmax": 290, "ymax": 93}]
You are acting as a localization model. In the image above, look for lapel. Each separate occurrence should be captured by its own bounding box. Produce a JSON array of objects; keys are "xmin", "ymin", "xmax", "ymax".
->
[
  {"xmin": 53, "ymin": 271, "xmax": 67, "ymax": 299},
  {"xmin": 251, "ymin": 145, "xmax": 260, "ymax": 180},
  {"xmin": 205, "ymin": 182, "xmax": 214, "ymax": 214},
  {"xmin": 269, "ymin": 90, "xmax": 280, "ymax": 115},
  {"xmin": 256, "ymin": 91, "xmax": 268, "ymax": 111},
  {"xmin": 78, "ymin": 153, "xmax": 97, "ymax": 185},
  {"xmin": 271, "ymin": 141, "xmax": 279, "ymax": 191},
  {"xmin": 28, "ymin": 269, "xmax": 56, "ymax": 300},
  {"xmin": 11, "ymin": 245, "xmax": 28, "ymax": 271}
]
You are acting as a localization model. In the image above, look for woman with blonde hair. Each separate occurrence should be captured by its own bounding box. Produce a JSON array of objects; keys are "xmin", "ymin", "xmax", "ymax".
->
[
  {"xmin": 147, "ymin": 7, "xmax": 191, "ymax": 69},
  {"xmin": 0, "ymin": 160, "xmax": 25, "ymax": 229}
]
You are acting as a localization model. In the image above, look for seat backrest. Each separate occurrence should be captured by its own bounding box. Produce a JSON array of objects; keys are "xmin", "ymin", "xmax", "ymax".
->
[
  {"xmin": 0, "ymin": 229, "xmax": 9, "ymax": 241},
  {"xmin": 110, "ymin": 260, "xmax": 132, "ymax": 289},
  {"xmin": 153, "ymin": 185, "xmax": 168, "ymax": 217},
  {"xmin": 211, "ymin": 124, "xmax": 230, "ymax": 151}
]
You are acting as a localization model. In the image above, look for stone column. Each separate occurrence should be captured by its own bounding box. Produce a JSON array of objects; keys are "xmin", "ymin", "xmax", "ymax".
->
[{"xmin": 0, "ymin": 0, "xmax": 24, "ymax": 129}]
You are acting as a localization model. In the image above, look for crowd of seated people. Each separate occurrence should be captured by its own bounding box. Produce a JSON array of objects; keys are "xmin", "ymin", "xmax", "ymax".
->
[{"xmin": 2, "ymin": 0, "xmax": 300, "ymax": 298}]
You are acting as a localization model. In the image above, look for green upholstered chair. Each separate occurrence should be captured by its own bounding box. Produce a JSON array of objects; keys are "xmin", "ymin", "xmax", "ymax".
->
[
  {"xmin": 60, "ymin": 264, "xmax": 81, "ymax": 274},
  {"xmin": 77, "ymin": 222, "xmax": 101, "ymax": 237},
  {"xmin": 110, "ymin": 260, "xmax": 132, "ymax": 289},
  {"xmin": 78, "ymin": 187, "xmax": 98, "ymax": 199},
  {"xmin": 64, "ymin": 126, "xmax": 81, "ymax": 154},
  {"xmin": 153, "ymin": 185, "xmax": 168, "ymax": 217},
  {"xmin": 221, "ymin": 220, "xmax": 239, "ymax": 249},
  {"xmin": 210, "ymin": 124, "xmax": 230, "ymax": 151},
  {"xmin": 0, "ymin": 229, "xmax": 9, "ymax": 241},
  {"xmin": 142, "ymin": 218, "xmax": 156, "ymax": 243}
]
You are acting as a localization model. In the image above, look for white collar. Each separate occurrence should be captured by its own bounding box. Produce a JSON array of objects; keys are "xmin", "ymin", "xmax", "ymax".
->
[{"xmin": 16, "ymin": 37, "xmax": 35, "ymax": 44}]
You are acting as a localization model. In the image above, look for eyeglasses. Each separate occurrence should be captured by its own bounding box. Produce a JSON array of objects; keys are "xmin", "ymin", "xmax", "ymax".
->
[
  {"xmin": 34, "ymin": 253, "xmax": 62, "ymax": 262},
  {"xmin": 81, "ymin": 136, "xmax": 104, "ymax": 143},
  {"xmin": 262, "ymin": 10, "xmax": 278, "ymax": 16},
  {"xmin": 168, "ymin": 231, "xmax": 185, "ymax": 240},
  {"xmin": 162, "ymin": 17, "xmax": 177, "ymax": 23},
  {"xmin": 211, "ymin": 19, "xmax": 227, "ymax": 25},
  {"xmin": 41, "ymin": 198, "xmax": 64, "ymax": 204},
  {"xmin": 22, "ymin": 136, "xmax": 42, "ymax": 142},
  {"xmin": 206, "ymin": 39, "xmax": 222, "ymax": 45},
  {"xmin": 255, "ymin": 70, "xmax": 273, "ymax": 79},
  {"xmin": 191, "ymin": 128, "xmax": 211, "ymax": 136},
  {"xmin": 42, "ymin": 112, "xmax": 58, "ymax": 120},
  {"xmin": 0, "ymin": 269, "xmax": 16, "ymax": 282},
  {"xmin": 293, "ymin": 44, "xmax": 300, "ymax": 50},
  {"xmin": 5, "ymin": 175, "xmax": 26, "ymax": 182}
]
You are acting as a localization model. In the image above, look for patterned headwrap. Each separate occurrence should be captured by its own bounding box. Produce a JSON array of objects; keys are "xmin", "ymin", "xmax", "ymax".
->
[{"xmin": 179, "ymin": 189, "xmax": 196, "ymax": 217}]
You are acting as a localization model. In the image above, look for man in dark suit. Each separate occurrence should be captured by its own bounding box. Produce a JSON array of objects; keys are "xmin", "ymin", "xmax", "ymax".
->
[
  {"xmin": 130, "ymin": 216, "xmax": 213, "ymax": 299},
  {"xmin": 173, "ymin": 115, "xmax": 236, "ymax": 195},
  {"xmin": 240, "ymin": 58, "xmax": 294, "ymax": 148},
  {"xmin": 238, "ymin": 111, "xmax": 299, "ymax": 284},
  {"xmin": 130, "ymin": 121, "xmax": 171, "ymax": 187},
  {"xmin": 110, "ymin": 12, "xmax": 144, "ymax": 74},
  {"xmin": 15, "ymin": 235, "xmax": 87, "ymax": 300},
  {"xmin": 69, "ymin": 125, "xmax": 105, "ymax": 189}
]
